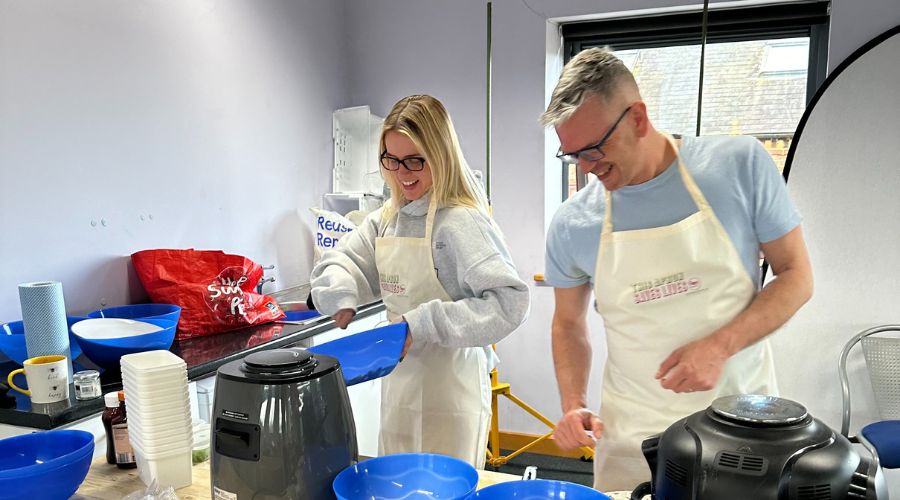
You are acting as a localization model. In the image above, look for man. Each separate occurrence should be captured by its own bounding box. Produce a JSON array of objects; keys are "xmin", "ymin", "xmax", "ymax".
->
[{"xmin": 541, "ymin": 47, "xmax": 813, "ymax": 491}]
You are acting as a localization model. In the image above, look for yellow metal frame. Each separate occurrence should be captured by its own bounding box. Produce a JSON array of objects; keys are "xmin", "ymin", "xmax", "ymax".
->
[{"xmin": 485, "ymin": 365, "xmax": 595, "ymax": 467}]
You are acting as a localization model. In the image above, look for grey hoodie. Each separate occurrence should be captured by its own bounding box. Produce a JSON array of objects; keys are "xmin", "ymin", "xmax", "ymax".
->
[{"xmin": 310, "ymin": 194, "xmax": 530, "ymax": 358}]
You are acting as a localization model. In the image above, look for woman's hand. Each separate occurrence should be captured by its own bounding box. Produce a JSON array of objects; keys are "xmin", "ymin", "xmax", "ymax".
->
[
  {"xmin": 332, "ymin": 309, "xmax": 355, "ymax": 329},
  {"xmin": 400, "ymin": 329, "xmax": 413, "ymax": 359},
  {"xmin": 397, "ymin": 320, "xmax": 413, "ymax": 360}
]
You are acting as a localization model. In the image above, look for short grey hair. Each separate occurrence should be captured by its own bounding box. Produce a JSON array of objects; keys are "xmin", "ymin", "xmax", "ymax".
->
[{"xmin": 541, "ymin": 47, "xmax": 638, "ymax": 126}]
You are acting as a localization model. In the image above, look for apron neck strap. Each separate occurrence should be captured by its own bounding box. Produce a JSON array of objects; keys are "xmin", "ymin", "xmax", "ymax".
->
[
  {"xmin": 602, "ymin": 187, "xmax": 615, "ymax": 235},
  {"xmin": 379, "ymin": 195, "xmax": 440, "ymax": 239},
  {"xmin": 424, "ymin": 194, "xmax": 439, "ymax": 241},
  {"xmin": 664, "ymin": 134, "xmax": 712, "ymax": 213},
  {"xmin": 379, "ymin": 199, "xmax": 396, "ymax": 236},
  {"xmin": 602, "ymin": 134, "xmax": 712, "ymax": 235}
]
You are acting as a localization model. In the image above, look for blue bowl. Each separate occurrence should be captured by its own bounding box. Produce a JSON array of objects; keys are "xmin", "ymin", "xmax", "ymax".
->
[
  {"xmin": 309, "ymin": 322, "xmax": 406, "ymax": 386},
  {"xmin": 333, "ymin": 453, "xmax": 478, "ymax": 500},
  {"xmin": 0, "ymin": 317, "xmax": 86, "ymax": 365},
  {"xmin": 0, "ymin": 429, "xmax": 94, "ymax": 500},
  {"xmin": 71, "ymin": 318, "xmax": 177, "ymax": 370},
  {"xmin": 87, "ymin": 303, "xmax": 181, "ymax": 325},
  {"xmin": 474, "ymin": 479, "xmax": 611, "ymax": 499}
]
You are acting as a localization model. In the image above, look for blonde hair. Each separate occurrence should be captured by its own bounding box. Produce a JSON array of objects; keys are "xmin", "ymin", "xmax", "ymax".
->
[
  {"xmin": 379, "ymin": 95, "xmax": 489, "ymax": 213},
  {"xmin": 541, "ymin": 47, "xmax": 639, "ymax": 126}
]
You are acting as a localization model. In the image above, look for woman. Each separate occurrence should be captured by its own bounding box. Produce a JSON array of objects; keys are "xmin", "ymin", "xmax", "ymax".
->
[{"xmin": 310, "ymin": 94, "xmax": 529, "ymax": 467}]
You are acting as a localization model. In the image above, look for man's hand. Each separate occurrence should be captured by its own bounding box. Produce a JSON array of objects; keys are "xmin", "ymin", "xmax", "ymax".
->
[
  {"xmin": 332, "ymin": 308, "xmax": 355, "ymax": 329},
  {"xmin": 657, "ymin": 226, "xmax": 813, "ymax": 394},
  {"xmin": 553, "ymin": 408, "xmax": 603, "ymax": 450},
  {"xmin": 656, "ymin": 335, "xmax": 730, "ymax": 393}
]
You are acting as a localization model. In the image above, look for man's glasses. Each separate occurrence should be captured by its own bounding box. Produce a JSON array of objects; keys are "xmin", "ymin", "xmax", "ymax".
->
[
  {"xmin": 556, "ymin": 106, "xmax": 632, "ymax": 165},
  {"xmin": 380, "ymin": 152, "xmax": 426, "ymax": 171}
]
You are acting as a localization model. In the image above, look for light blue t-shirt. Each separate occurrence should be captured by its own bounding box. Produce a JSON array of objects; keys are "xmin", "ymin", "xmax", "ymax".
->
[{"xmin": 545, "ymin": 134, "xmax": 801, "ymax": 289}]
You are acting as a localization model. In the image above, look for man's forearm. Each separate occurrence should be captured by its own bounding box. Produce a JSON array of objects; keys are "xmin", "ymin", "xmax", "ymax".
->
[
  {"xmin": 712, "ymin": 266, "xmax": 813, "ymax": 356},
  {"xmin": 552, "ymin": 319, "xmax": 593, "ymax": 412}
]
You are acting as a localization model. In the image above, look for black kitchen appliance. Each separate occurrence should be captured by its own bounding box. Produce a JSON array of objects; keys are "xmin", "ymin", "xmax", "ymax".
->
[
  {"xmin": 210, "ymin": 348, "xmax": 358, "ymax": 500},
  {"xmin": 631, "ymin": 395, "xmax": 886, "ymax": 500}
]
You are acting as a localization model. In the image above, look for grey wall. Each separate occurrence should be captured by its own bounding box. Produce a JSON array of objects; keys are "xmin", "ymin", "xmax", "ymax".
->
[
  {"xmin": 0, "ymin": 0, "xmax": 349, "ymax": 319},
  {"xmin": 346, "ymin": 0, "xmax": 900, "ymax": 445},
  {"xmin": 829, "ymin": 0, "xmax": 900, "ymax": 73}
]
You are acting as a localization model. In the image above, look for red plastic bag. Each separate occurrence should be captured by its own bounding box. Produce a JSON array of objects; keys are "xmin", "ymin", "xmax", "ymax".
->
[{"xmin": 131, "ymin": 249, "xmax": 285, "ymax": 340}]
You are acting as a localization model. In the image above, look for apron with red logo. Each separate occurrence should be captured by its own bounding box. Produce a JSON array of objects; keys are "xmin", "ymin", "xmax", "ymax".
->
[
  {"xmin": 591, "ymin": 136, "xmax": 777, "ymax": 491},
  {"xmin": 375, "ymin": 197, "xmax": 491, "ymax": 467}
]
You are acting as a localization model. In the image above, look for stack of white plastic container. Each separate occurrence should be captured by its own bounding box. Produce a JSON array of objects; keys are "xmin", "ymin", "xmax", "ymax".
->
[{"xmin": 120, "ymin": 350, "xmax": 193, "ymax": 489}]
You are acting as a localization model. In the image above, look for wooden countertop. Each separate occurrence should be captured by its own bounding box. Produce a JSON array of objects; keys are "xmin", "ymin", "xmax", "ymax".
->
[{"xmin": 73, "ymin": 456, "xmax": 522, "ymax": 499}]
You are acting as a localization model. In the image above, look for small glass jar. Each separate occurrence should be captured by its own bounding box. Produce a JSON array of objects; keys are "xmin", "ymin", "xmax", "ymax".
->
[{"xmin": 73, "ymin": 370, "xmax": 102, "ymax": 400}]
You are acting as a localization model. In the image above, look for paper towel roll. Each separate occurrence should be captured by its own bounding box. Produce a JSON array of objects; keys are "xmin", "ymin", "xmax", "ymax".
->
[{"xmin": 18, "ymin": 281, "xmax": 74, "ymax": 384}]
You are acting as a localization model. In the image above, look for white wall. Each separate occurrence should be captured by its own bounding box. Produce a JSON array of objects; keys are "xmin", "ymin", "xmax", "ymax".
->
[
  {"xmin": 0, "ymin": 0, "xmax": 349, "ymax": 319},
  {"xmin": 346, "ymin": 0, "xmax": 900, "ymax": 443}
]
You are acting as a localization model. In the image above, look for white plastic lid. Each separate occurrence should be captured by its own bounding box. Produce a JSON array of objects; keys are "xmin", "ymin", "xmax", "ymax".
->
[
  {"xmin": 120, "ymin": 350, "xmax": 185, "ymax": 371},
  {"xmin": 104, "ymin": 392, "xmax": 119, "ymax": 408}
]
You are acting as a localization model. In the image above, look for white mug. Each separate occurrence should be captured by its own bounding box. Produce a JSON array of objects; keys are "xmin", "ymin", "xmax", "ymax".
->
[{"xmin": 7, "ymin": 354, "xmax": 69, "ymax": 404}]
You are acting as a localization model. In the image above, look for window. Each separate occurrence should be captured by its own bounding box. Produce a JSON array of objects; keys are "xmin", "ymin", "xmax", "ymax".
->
[
  {"xmin": 616, "ymin": 49, "xmax": 640, "ymax": 70},
  {"xmin": 761, "ymin": 41, "xmax": 810, "ymax": 76},
  {"xmin": 560, "ymin": 1, "xmax": 829, "ymax": 200}
]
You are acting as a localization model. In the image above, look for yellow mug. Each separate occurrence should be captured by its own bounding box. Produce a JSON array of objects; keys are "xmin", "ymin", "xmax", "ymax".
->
[{"xmin": 7, "ymin": 354, "xmax": 69, "ymax": 404}]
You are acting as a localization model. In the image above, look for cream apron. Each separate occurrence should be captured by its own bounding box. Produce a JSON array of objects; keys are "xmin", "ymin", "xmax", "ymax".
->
[
  {"xmin": 592, "ymin": 136, "xmax": 777, "ymax": 491},
  {"xmin": 375, "ymin": 197, "xmax": 491, "ymax": 468}
]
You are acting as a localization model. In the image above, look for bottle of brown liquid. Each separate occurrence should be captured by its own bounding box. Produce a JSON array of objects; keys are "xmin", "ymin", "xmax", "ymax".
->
[
  {"xmin": 101, "ymin": 392, "xmax": 122, "ymax": 464},
  {"xmin": 111, "ymin": 390, "xmax": 137, "ymax": 469}
]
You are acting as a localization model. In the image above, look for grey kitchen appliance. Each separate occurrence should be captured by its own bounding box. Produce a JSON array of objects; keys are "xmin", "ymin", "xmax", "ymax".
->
[
  {"xmin": 211, "ymin": 348, "xmax": 358, "ymax": 500},
  {"xmin": 631, "ymin": 395, "xmax": 886, "ymax": 500}
]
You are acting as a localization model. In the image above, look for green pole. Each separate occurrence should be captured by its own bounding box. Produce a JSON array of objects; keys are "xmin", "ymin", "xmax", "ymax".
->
[
  {"xmin": 696, "ymin": 0, "xmax": 709, "ymax": 137},
  {"xmin": 486, "ymin": 1, "xmax": 493, "ymax": 202}
]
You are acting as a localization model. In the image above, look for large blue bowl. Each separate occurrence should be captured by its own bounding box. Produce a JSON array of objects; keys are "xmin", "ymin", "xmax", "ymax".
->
[
  {"xmin": 473, "ymin": 479, "xmax": 611, "ymax": 499},
  {"xmin": 87, "ymin": 303, "xmax": 181, "ymax": 325},
  {"xmin": 333, "ymin": 453, "xmax": 478, "ymax": 500},
  {"xmin": 71, "ymin": 318, "xmax": 177, "ymax": 370},
  {"xmin": 309, "ymin": 322, "xmax": 406, "ymax": 386},
  {"xmin": 0, "ymin": 317, "xmax": 86, "ymax": 365},
  {"xmin": 0, "ymin": 429, "xmax": 94, "ymax": 500}
]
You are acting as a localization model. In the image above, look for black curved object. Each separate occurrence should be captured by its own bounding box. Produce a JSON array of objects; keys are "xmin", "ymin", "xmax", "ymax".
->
[
  {"xmin": 762, "ymin": 23, "xmax": 900, "ymax": 283},
  {"xmin": 631, "ymin": 481, "xmax": 651, "ymax": 500},
  {"xmin": 780, "ymin": 23, "xmax": 900, "ymax": 185},
  {"xmin": 0, "ymin": 381, "xmax": 15, "ymax": 409}
]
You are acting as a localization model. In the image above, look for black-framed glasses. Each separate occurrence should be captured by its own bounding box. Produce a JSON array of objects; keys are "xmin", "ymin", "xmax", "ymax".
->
[
  {"xmin": 556, "ymin": 106, "xmax": 632, "ymax": 165},
  {"xmin": 380, "ymin": 152, "xmax": 426, "ymax": 171}
]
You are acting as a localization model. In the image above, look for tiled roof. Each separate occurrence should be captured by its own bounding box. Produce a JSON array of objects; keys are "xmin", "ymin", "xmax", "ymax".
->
[{"xmin": 629, "ymin": 41, "xmax": 807, "ymax": 137}]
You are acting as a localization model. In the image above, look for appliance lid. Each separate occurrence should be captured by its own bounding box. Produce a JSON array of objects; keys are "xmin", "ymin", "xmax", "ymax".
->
[
  {"xmin": 711, "ymin": 394, "xmax": 808, "ymax": 426},
  {"xmin": 217, "ymin": 347, "xmax": 341, "ymax": 385},
  {"xmin": 242, "ymin": 348, "xmax": 316, "ymax": 374}
]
